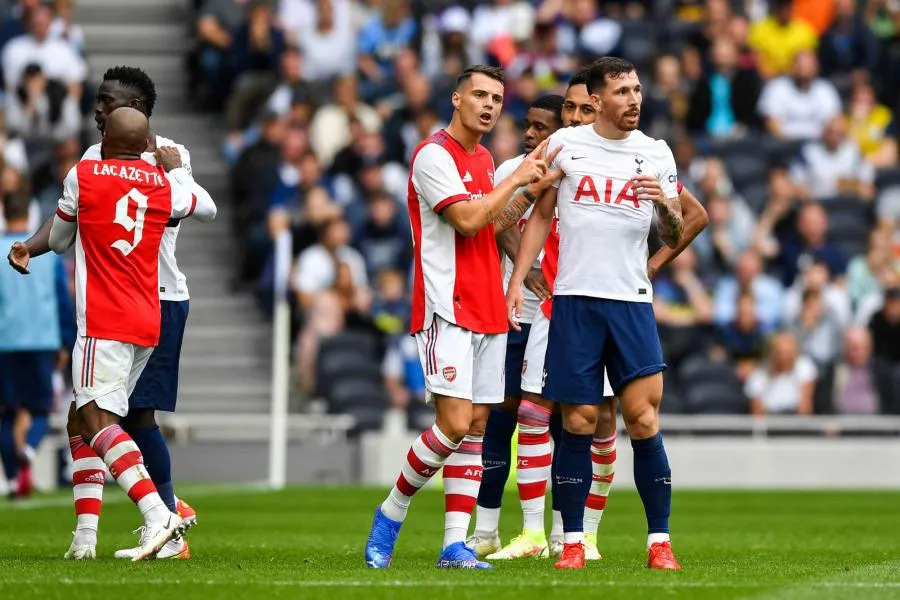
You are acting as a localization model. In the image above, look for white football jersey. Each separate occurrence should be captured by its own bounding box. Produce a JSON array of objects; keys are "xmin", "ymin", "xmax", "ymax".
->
[
  {"xmin": 495, "ymin": 154, "xmax": 540, "ymax": 324},
  {"xmin": 547, "ymin": 125, "xmax": 678, "ymax": 303},
  {"xmin": 81, "ymin": 135, "xmax": 194, "ymax": 302}
]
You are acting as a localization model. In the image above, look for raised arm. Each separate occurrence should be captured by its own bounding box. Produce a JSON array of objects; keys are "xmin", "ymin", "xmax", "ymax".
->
[{"xmin": 417, "ymin": 141, "xmax": 548, "ymax": 238}]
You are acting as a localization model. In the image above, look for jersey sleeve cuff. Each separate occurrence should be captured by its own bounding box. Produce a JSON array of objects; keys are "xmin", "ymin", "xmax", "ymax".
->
[
  {"xmin": 56, "ymin": 208, "xmax": 76, "ymax": 222},
  {"xmin": 187, "ymin": 193, "xmax": 197, "ymax": 217},
  {"xmin": 434, "ymin": 193, "xmax": 469, "ymax": 214}
]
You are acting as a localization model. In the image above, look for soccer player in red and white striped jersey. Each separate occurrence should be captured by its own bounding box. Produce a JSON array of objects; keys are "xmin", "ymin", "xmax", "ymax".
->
[
  {"xmin": 364, "ymin": 65, "xmax": 560, "ymax": 570},
  {"xmin": 49, "ymin": 108, "xmax": 210, "ymax": 561}
]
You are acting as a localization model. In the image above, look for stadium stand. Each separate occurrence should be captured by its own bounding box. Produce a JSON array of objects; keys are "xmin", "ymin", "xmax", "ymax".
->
[{"xmin": 176, "ymin": 0, "xmax": 900, "ymax": 431}]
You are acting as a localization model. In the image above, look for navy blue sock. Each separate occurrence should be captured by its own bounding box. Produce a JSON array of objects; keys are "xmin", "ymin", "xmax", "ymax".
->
[
  {"xmin": 477, "ymin": 407, "xmax": 517, "ymax": 509},
  {"xmin": 0, "ymin": 414, "xmax": 17, "ymax": 480},
  {"xmin": 555, "ymin": 429, "xmax": 593, "ymax": 533},
  {"xmin": 129, "ymin": 425, "xmax": 176, "ymax": 512},
  {"xmin": 25, "ymin": 412, "xmax": 49, "ymax": 451},
  {"xmin": 631, "ymin": 432, "xmax": 671, "ymax": 534},
  {"xmin": 549, "ymin": 411, "xmax": 562, "ymax": 511}
]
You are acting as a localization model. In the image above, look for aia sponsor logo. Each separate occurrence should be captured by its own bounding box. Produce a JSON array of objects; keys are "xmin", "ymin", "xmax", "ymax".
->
[{"xmin": 443, "ymin": 366, "xmax": 457, "ymax": 382}]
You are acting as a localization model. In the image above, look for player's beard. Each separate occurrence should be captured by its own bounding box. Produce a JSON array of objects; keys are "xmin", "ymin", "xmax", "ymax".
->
[{"xmin": 618, "ymin": 109, "xmax": 640, "ymax": 131}]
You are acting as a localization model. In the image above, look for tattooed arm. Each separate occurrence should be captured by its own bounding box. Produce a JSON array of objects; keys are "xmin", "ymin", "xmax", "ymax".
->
[
  {"xmin": 493, "ymin": 192, "xmax": 536, "ymax": 234},
  {"xmin": 656, "ymin": 196, "xmax": 684, "ymax": 248}
]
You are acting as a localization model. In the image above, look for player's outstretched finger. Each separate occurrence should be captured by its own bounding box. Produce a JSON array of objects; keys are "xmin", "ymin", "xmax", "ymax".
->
[
  {"xmin": 529, "ymin": 138, "xmax": 550, "ymax": 159},
  {"xmin": 544, "ymin": 145, "xmax": 563, "ymax": 165}
]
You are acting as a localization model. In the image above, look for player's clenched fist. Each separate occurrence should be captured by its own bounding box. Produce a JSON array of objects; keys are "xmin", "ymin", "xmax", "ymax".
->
[{"xmin": 155, "ymin": 147, "xmax": 182, "ymax": 172}]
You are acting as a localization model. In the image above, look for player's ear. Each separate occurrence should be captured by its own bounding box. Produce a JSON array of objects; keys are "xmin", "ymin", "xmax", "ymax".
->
[{"xmin": 451, "ymin": 90, "xmax": 461, "ymax": 111}]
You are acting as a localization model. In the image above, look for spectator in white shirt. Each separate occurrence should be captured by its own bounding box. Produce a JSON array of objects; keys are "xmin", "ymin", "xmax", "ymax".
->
[
  {"xmin": 291, "ymin": 0, "xmax": 356, "ymax": 82},
  {"xmin": 790, "ymin": 115, "xmax": 876, "ymax": 201},
  {"xmin": 1, "ymin": 4, "xmax": 86, "ymax": 94},
  {"xmin": 309, "ymin": 75, "xmax": 381, "ymax": 167},
  {"xmin": 745, "ymin": 331, "xmax": 817, "ymax": 415},
  {"xmin": 758, "ymin": 50, "xmax": 842, "ymax": 141},
  {"xmin": 48, "ymin": 0, "xmax": 84, "ymax": 56},
  {"xmin": 292, "ymin": 214, "xmax": 370, "ymax": 311}
]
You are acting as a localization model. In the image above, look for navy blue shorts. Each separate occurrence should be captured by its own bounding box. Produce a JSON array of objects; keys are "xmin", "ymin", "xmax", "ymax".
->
[
  {"xmin": 504, "ymin": 323, "xmax": 531, "ymax": 397},
  {"xmin": 130, "ymin": 300, "xmax": 189, "ymax": 412},
  {"xmin": 0, "ymin": 351, "xmax": 56, "ymax": 412},
  {"xmin": 543, "ymin": 295, "xmax": 665, "ymax": 405}
]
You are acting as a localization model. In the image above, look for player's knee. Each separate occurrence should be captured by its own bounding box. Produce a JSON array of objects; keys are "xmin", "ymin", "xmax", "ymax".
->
[
  {"xmin": 562, "ymin": 407, "xmax": 597, "ymax": 435},
  {"xmin": 622, "ymin": 403, "xmax": 659, "ymax": 439}
]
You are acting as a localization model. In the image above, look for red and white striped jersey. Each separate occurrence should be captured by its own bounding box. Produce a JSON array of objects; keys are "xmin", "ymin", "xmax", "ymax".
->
[
  {"xmin": 408, "ymin": 130, "xmax": 507, "ymax": 335},
  {"xmin": 56, "ymin": 160, "xmax": 197, "ymax": 346}
]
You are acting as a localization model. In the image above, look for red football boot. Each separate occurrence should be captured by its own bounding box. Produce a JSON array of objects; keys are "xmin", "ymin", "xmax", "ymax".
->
[
  {"xmin": 647, "ymin": 541, "xmax": 681, "ymax": 570},
  {"xmin": 554, "ymin": 543, "xmax": 586, "ymax": 569}
]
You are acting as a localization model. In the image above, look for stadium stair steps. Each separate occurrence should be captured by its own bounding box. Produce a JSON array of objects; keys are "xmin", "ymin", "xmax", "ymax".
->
[{"xmin": 78, "ymin": 0, "xmax": 274, "ymax": 416}]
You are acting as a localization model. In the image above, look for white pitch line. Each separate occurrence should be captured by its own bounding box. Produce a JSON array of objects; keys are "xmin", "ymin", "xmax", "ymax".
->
[
  {"xmin": 0, "ymin": 579, "xmax": 896, "ymax": 590},
  {"xmin": 0, "ymin": 482, "xmax": 272, "ymax": 512}
]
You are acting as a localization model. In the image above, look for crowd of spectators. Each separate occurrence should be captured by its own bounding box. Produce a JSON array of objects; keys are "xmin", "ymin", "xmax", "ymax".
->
[
  {"xmin": 196, "ymin": 0, "xmax": 900, "ymax": 426},
  {"xmin": 0, "ymin": 0, "xmax": 89, "ymax": 234}
]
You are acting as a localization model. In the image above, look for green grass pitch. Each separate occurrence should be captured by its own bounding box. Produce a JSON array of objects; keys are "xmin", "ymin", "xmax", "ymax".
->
[{"xmin": 1, "ymin": 486, "xmax": 899, "ymax": 599}]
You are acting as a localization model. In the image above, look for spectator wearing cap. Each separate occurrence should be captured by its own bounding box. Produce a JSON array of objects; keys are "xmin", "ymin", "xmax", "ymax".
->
[
  {"xmin": 422, "ymin": 6, "xmax": 474, "ymax": 85},
  {"xmin": 758, "ymin": 50, "xmax": 842, "ymax": 141},
  {"xmin": 748, "ymin": 0, "xmax": 819, "ymax": 79}
]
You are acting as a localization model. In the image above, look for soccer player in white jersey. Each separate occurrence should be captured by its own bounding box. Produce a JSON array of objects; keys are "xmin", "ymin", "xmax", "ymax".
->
[
  {"xmin": 472, "ymin": 70, "xmax": 708, "ymax": 562},
  {"xmin": 364, "ymin": 65, "xmax": 559, "ymax": 570},
  {"xmin": 508, "ymin": 57, "xmax": 684, "ymax": 570},
  {"xmin": 7, "ymin": 67, "xmax": 214, "ymax": 560},
  {"xmin": 469, "ymin": 93, "xmax": 563, "ymax": 557}
]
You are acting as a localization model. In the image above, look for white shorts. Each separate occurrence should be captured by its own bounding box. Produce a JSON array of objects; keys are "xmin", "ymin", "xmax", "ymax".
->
[
  {"xmin": 72, "ymin": 336, "xmax": 154, "ymax": 417},
  {"xmin": 520, "ymin": 307, "xmax": 613, "ymax": 397},
  {"xmin": 415, "ymin": 315, "xmax": 507, "ymax": 404}
]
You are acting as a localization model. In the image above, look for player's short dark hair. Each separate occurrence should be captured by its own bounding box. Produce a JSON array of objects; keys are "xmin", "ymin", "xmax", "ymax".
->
[
  {"xmin": 530, "ymin": 94, "xmax": 564, "ymax": 127},
  {"xmin": 567, "ymin": 67, "xmax": 591, "ymax": 90},
  {"xmin": 103, "ymin": 66, "xmax": 157, "ymax": 117},
  {"xmin": 2, "ymin": 193, "xmax": 30, "ymax": 222},
  {"xmin": 585, "ymin": 57, "xmax": 636, "ymax": 94},
  {"xmin": 456, "ymin": 65, "xmax": 505, "ymax": 90}
]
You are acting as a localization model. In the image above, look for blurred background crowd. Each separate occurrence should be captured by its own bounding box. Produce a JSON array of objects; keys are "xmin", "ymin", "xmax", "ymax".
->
[
  {"xmin": 3, "ymin": 0, "xmax": 900, "ymax": 437},
  {"xmin": 185, "ymin": 0, "xmax": 900, "ymax": 426}
]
